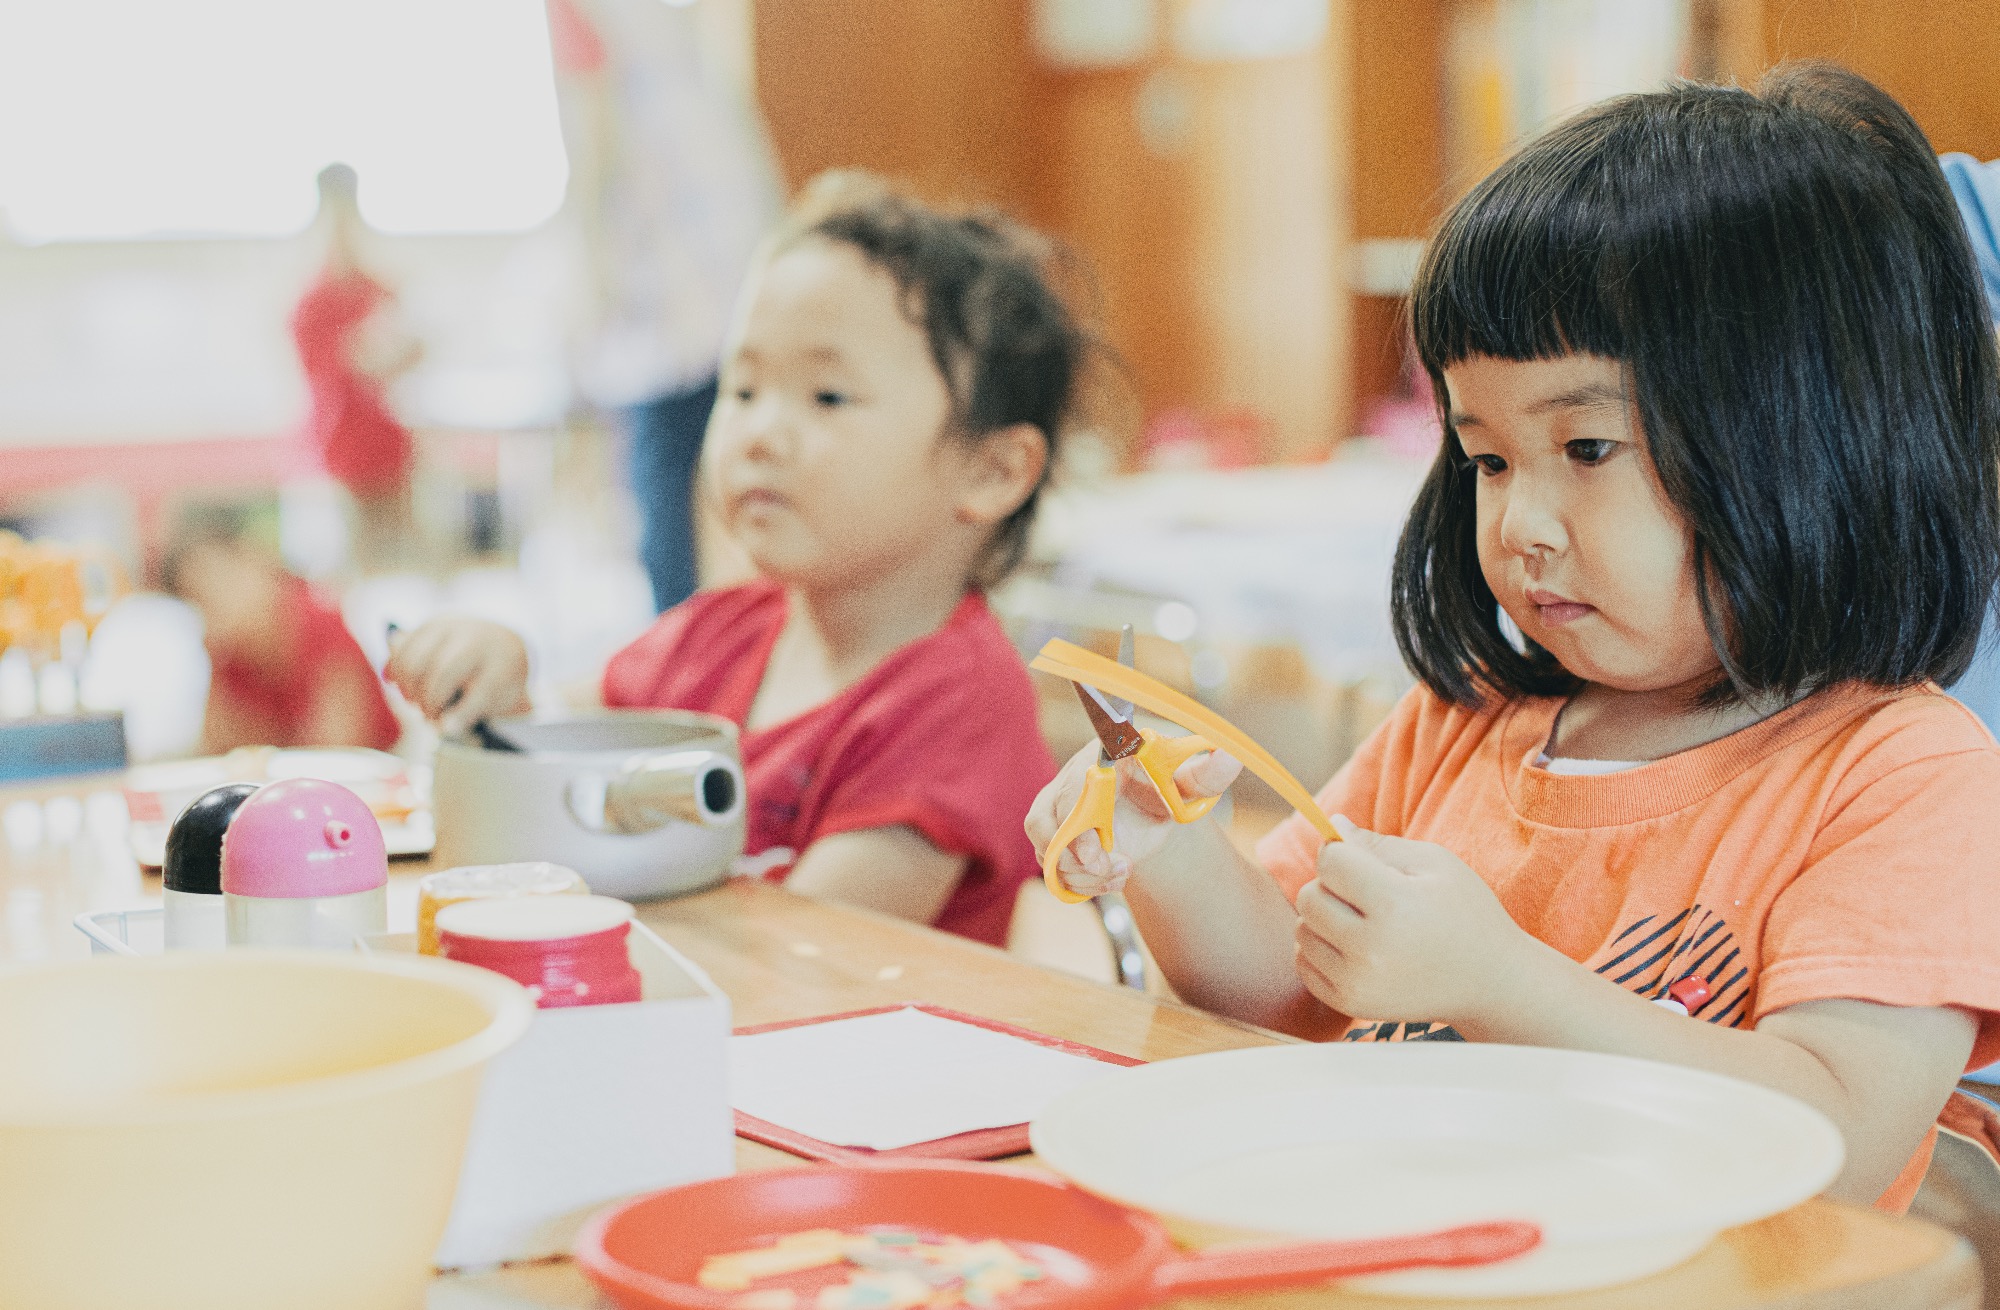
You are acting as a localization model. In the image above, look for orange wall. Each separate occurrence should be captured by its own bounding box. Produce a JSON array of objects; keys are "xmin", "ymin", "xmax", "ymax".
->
[
  {"xmin": 1732, "ymin": 0, "xmax": 2000, "ymax": 158},
  {"xmin": 752, "ymin": 0, "xmax": 1036, "ymax": 208},
  {"xmin": 1350, "ymin": 1, "xmax": 1447, "ymax": 241},
  {"xmin": 1347, "ymin": 0, "xmax": 1447, "ymax": 427}
]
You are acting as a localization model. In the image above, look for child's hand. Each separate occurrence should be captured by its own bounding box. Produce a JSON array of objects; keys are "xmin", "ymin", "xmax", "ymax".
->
[
  {"xmin": 1293, "ymin": 817, "xmax": 1532, "ymax": 1025},
  {"xmin": 383, "ymin": 619, "xmax": 531, "ymax": 737},
  {"xmin": 1025, "ymin": 739, "xmax": 1241, "ymax": 898}
]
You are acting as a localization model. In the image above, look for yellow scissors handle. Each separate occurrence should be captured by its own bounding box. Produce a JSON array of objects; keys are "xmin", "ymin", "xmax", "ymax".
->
[
  {"xmin": 1042, "ymin": 762, "xmax": 1117, "ymax": 904},
  {"xmin": 1133, "ymin": 730, "xmax": 1221, "ymax": 823}
]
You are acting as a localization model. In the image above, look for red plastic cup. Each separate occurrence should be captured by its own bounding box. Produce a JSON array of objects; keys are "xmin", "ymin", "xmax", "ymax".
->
[{"xmin": 436, "ymin": 895, "xmax": 642, "ymax": 1008}]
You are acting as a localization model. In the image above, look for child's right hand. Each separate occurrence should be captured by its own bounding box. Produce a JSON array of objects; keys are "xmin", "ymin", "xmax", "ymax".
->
[
  {"xmin": 383, "ymin": 619, "xmax": 530, "ymax": 737},
  {"xmin": 1024, "ymin": 739, "xmax": 1241, "ymax": 898}
]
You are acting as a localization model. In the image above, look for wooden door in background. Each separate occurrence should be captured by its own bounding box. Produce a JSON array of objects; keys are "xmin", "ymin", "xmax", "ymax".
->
[
  {"xmin": 1182, "ymin": 45, "xmax": 1347, "ymax": 463},
  {"xmin": 1031, "ymin": 20, "xmax": 1350, "ymax": 463},
  {"xmin": 752, "ymin": 0, "xmax": 1349, "ymax": 466},
  {"xmin": 1027, "ymin": 61, "xmax": 1207, "ymax": 449}
]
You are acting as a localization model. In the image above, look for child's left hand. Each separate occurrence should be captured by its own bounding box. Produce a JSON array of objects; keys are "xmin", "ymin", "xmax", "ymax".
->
[{"xmin": 1294, "ymin": 817, "xmax": 1533, "ymax": 1025}]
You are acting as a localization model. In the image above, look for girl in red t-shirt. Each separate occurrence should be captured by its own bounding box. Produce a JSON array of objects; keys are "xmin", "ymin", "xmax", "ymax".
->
[{"xmin": 388, "ymin": 173, "xmax": 1092, "ymax": 944}]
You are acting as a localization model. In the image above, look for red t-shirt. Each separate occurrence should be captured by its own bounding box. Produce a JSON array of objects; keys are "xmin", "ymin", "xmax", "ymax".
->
[
  {"xmin": 601, "ymin": 581, "xmax": 1056, "ymax": 946},
  {"xmin": 208, "ymin": 577, "xmax": 401, "ymax": 752},
  {"xmin": 290, "ymin": 270, "xmax": 413, "ymax": 495}
]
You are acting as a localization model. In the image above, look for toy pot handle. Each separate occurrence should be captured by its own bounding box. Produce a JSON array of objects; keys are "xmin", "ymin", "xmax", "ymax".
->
[
  {"xmin": 566, "ymin": 749, "xmax": 744, "ymax": 834},
  {"xmin": 1147, "ymin": 1220, "xmax": 1539, "ymax": 1299}
]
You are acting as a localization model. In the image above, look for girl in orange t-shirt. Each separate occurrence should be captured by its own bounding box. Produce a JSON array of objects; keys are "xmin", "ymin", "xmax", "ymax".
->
[{"xmin": 1031, "ymin": 64, "xmax": 2000, "ymax": 1211}]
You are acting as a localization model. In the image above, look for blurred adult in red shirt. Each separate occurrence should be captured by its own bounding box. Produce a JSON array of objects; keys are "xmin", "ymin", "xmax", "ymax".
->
[{"xmin": 291, "ymin": 164, "xmax": 423, "ymax": 565}]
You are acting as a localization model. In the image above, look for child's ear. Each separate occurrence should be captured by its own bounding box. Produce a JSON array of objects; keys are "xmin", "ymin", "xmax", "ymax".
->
[{"xmin": 954, "ymin": 423, "xmax": 1049, "ymax": 527}]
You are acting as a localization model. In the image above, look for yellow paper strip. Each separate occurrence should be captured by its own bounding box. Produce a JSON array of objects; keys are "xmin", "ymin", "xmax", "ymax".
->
[{"xmin": 1031, "ymin": 638, "xmax": 1340, "ymax": 844}]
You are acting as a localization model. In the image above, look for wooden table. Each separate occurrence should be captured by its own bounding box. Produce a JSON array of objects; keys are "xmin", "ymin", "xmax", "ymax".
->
[{"xmin": 0, "ymin": 773, "xmax": 1979, "ymax": 1309}]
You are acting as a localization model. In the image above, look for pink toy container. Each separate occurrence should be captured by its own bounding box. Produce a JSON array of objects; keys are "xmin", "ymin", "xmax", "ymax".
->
[{"xmin": 220, "ymin": 778, "xmax": 389, "ymax": 949}]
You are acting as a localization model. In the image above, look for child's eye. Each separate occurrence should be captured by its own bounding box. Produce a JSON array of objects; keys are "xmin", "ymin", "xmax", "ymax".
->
[
  {"xmin": 1567, "ymin": 438, "xmax": 1616, "ymax": 465},
  {"xmin": 732, "ymin": 386, "xmax": 754, "ymax": 403},
  {"xmin": 1463, "ymin": 454, "xmax": 1507, "ymax": 477},
  {"xmin": 814, "ymin": 390, "xmax": 848, "ymax": 408}
]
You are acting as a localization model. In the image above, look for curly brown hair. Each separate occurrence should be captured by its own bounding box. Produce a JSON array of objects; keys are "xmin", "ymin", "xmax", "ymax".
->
[{"xmin": 773, "ymin": 171, "xmax": 1104, "ymax": 589}]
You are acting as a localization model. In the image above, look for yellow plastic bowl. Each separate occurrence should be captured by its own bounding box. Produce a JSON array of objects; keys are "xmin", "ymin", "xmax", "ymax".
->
[{"xmin": 0, "ymin": 949, "xmax": 532, "ymax": 1310}]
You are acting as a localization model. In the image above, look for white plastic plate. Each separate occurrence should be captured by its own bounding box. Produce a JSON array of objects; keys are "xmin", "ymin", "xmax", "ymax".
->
[{"xmin": 1028, "ymin": 1041, "xmax": 1842, "ymax": 1298}]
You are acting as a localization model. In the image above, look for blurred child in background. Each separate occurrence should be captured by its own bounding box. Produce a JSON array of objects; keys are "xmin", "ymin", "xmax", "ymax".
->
[
  {"xmin": 389, "ymin": 173, "xmax": 1091, "ymax": 944},
  {"xmin": 164, "ymin": 505, "xmax": 399, "ymax": 755}
]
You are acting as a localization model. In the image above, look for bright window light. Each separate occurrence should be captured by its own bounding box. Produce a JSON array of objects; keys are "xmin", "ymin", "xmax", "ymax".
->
[{"xmin": 0, "ymin": 0, "xmax": 567, "ymax": 241}]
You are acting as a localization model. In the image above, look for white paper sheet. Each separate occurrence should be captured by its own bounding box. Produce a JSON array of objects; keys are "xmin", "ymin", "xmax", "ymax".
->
[{"xmin": 729, "ymin": 1007, "xmax": 1123, "ymax": 1151}]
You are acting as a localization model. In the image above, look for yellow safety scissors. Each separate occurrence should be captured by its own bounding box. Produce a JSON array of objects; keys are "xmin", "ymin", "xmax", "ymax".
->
[{"xmin": 1042, "ymin": 627, "xmax": 1218, "ymax": 904}]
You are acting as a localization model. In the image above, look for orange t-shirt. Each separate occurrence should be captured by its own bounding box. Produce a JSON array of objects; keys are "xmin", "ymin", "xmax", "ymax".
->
[{"xmin": 1256, "ymin": 681, "xmax": 2000, "ymax": 1212}]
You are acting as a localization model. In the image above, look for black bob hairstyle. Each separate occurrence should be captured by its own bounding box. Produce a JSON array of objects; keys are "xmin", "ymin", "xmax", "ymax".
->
[
  {"xmin": 1397, "ymin": 62, "xmax": 2000, "ymax": 707},
  {"xmin": 771, "ymin": 171, "xmax": 1099, "ymax": 590}
]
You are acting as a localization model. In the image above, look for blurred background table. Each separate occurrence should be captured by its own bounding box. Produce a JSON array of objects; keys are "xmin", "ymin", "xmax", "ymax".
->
[{"xmin": 1025, "ymin": 453, "xmax": 1428, "ymax": 690}]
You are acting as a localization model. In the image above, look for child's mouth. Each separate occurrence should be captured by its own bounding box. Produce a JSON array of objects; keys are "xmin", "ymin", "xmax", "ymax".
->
[{"xmin": 1526, "ymin": 590, "xmax": 1593, "ymax": 625}]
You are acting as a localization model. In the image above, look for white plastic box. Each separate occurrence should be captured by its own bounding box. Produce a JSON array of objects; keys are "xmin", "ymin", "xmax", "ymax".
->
[{"xmin": 366, "ymin": 921, "xmax": 735, "ymax": 1268}]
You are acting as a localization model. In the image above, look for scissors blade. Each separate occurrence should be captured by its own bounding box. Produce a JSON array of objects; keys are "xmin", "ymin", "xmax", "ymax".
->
[
  {"xmin": 1108, "ymin": 624, "xmax": 1136, "ymax": 719},
  {"xmin": 1073, "ymin": 681, "xmax": 1143, "ymax": 761}
]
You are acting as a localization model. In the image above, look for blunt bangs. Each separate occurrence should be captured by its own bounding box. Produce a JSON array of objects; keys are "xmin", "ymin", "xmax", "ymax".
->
[
  {"xmin": 1395, "ymin": 63, "xmax": 2000, "ymax": 708},
  {"xmin": 1411, "ymin": 116, "xmax": 1631, "ymax": 372}
]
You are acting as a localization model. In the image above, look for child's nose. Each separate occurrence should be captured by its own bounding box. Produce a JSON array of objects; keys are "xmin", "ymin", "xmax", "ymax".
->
[
  {"xmin": 726, "ymin": 394, "xmax": 789, "ymax": 461},
  {"xmin": 1497, "ymin": 485, "xmax": 1568, "ymax": 558}
]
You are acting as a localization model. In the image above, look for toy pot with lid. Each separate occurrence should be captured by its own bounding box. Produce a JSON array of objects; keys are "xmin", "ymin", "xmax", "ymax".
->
[{"xmin": 432, "ymin": 710, "xmax": 746, "ymax": 901}]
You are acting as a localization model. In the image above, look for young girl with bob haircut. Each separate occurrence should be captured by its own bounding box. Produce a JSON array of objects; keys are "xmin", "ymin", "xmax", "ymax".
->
[
  {"xmin": 1030, "ymin": 62, "xmax": 2000, "ymax": 1210},
  {"xmin": 395, "ymin": 173, "xmax": 1084, "ymax": 945}
]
